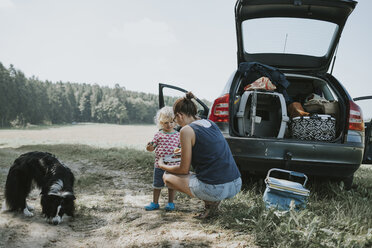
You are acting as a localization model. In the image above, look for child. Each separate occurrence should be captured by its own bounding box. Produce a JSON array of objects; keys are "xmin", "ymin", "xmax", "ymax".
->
[{"xmin": 145, "ymin": 106, "xmax": 180, "ymax": 211}]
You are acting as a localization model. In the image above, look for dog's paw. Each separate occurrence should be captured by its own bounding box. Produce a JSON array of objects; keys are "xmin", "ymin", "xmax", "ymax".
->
[
  {"xmin": 1, "ymin": 201, "xmax": 8, "ymax": 212},
  {"xmin": 23, "ymin": 208, "xmax": 34, "ymax": 217},
  {"xmin": 26, "ymin": 204, "xmax": 34, "ymax": 211}
]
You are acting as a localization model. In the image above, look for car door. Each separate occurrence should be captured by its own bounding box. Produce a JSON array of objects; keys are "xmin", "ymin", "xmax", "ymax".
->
[
  {"xmin": 354, "ymin": 96, "xmax": 372, "ymax": 164},
  {"xmin": 158, "ymin": 83, "xmax": 209, "ymax": 119}
]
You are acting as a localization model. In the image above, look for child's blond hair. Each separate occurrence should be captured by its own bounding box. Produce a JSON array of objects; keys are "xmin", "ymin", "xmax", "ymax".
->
[{"xmin": 154, "ymin": 106, "xmax": 175, "ymax": 128}]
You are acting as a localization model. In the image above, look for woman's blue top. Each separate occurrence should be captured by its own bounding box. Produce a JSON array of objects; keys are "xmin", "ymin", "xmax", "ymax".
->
[{"xmin": 189, "ymin": 119, "xmax": 241, "ymax": 184}]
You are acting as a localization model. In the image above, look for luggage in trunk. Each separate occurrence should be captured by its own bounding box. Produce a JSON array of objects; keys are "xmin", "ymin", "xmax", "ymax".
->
[
  {"xmin": 236, "ymin": 91, "xmax": 289, "ymax": 138},
  {"xmin": 289, "ymin": 114, "xmax": 336, "ymax": 141}
]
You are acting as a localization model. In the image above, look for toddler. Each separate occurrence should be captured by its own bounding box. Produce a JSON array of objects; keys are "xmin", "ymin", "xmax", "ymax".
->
[{"xmin": 145, "ymin": 106, "xmax": 180, "ymax": 211}]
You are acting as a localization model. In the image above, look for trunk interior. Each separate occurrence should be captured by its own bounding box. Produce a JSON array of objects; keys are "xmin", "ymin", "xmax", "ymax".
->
[{"xmin": 231, "ymin": 74, "xmax": 345, "ymax": 142}]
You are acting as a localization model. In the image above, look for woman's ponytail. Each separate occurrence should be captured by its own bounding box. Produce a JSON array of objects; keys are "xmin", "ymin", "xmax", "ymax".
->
[
  {"xmin": 173, "ymin": 92, "xmax": 197, "ymax": 118},
  {"xmin": 185, "ymin": 92, "xmax": 195, "ymax": 100}
]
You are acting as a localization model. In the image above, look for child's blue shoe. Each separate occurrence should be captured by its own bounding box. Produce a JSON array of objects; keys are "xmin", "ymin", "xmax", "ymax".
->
[
  {"xmin": 144, "ymin": 202, "xmax": 159, "ymax": 211},
  {"xmin": 165, "ymin": 202, "xmax": 175, "ymax": 211}
]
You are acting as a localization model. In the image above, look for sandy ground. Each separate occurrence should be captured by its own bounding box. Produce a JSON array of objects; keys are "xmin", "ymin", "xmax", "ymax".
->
[{"xmin": 0, "ymin": 124, "xmax": 253, "ymax": 248}]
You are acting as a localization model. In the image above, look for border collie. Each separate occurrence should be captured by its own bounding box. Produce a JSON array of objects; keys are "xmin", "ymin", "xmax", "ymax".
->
[{"xmin": 3, "ymin": 151, "xmax": 75, "ymax": 225}]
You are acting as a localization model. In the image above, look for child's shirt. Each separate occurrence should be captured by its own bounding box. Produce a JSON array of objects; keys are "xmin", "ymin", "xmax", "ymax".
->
[{"xmin": 151, "ymin": 130, "xmax": 180, "ymax": 168}]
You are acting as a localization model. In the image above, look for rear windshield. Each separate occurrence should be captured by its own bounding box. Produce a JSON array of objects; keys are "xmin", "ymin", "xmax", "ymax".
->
[{"xmin": 242, "ymin": 18, "xmax": 338, "ymax": 57}]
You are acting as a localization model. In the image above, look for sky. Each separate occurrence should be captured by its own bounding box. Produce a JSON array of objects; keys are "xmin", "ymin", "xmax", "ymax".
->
[{"xmin": 0, "ymin": 0, "xmax": 371, "ymax": 116}]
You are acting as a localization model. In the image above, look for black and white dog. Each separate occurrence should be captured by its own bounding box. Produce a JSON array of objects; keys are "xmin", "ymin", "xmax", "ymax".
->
[{"xmin": 3, "ymin": 151, "xmax": 76, "ymax": 225}]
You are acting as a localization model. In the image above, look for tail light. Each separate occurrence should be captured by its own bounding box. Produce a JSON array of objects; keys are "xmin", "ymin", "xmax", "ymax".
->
[
  {"xmin": 209, "ymin": 93, "xmax": 229, "ymax": 123},
  {"xmin": 348, "ymin": 100, "xmax": 364, "ymax": 131}
]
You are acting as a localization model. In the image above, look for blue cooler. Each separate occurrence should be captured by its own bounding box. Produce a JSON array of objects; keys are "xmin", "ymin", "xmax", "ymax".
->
[{"xmin": 263, "ymin": 168, "xmax": 310, "ymax": 211}]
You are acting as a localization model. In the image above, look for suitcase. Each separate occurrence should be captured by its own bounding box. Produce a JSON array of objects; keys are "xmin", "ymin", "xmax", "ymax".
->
[
  {"xmin": 289, "ymin": 114, "xmax": 336, "ymax": 141},
  {"xmin": 303, "ymin": 99, "xmax": 339, "ymax": 118},
  {"xmin": 263, "ymin": 168, "xmax": 310, "ymax": 211}
]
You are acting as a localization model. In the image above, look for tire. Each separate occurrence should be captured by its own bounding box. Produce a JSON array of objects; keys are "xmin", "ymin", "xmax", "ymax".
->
[{"xmin": 342, "ymin": 174, "xmax": 354, "ymax": 191}]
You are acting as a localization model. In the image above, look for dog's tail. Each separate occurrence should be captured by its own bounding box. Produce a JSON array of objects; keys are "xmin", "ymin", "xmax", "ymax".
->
[{"xmin": 4, "ymin": 168, "xmax": 28, "ymax": 211}]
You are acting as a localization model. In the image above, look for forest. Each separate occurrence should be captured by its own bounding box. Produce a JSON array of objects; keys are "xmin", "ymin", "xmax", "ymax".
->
[{"xmin": 0, "ymin": 62, "xmax": 210, "ymax": 127}]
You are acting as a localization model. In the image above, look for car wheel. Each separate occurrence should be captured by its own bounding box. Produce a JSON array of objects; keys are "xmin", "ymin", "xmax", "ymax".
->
[{"xmin": 342, "ymin": 174, "xmax": 354, "ymax": 191}]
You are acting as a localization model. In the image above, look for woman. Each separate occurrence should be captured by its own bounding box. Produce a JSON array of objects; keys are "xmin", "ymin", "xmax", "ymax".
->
[{"xmin": 158, "ymin": 92, "xmax": 242, "ymax": 218}]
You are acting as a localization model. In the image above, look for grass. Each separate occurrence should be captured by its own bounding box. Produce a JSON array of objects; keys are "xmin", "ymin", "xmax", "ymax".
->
[
  {"xmin": 210, "ymin": 168, "xmax": 372, "ymax": 248},
  {"xmin": 76, "ymin": 173, "xmax": 114, "ymax": 190},
  {"xmin": 0, "ymin": 144, "xmax": 371, "ymax": 247},
  {"xmin": 11, "ymin": 144, "xmax": 155, "ymax": 183}
]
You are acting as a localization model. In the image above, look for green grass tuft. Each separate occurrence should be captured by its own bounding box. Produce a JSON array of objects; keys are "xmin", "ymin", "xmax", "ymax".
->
[{"xmin": 212, "ymin": 170, "xmax": 372, "ymax": 248}]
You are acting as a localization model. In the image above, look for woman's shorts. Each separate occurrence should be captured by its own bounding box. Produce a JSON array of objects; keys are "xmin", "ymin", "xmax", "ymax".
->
[
  {"xmin": 153, "ymin": 167, "xmax": 166, "ymax": 189},
  {"xmin": 188, "ymin": 175, "xmax": 242, "ymax": 202}
]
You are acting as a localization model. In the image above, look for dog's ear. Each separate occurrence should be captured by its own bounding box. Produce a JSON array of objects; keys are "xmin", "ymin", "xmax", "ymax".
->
[
  {"xmin": 68, "ymin": 195, "xmax": 76, "ymax": 200},
  {"xmin": 62, "ymin": 192, "xmax": 76, "ymax": 200}
]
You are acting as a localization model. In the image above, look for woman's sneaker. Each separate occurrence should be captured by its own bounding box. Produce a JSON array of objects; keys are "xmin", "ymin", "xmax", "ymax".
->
[
  {"xmin": 144, "ymin": 202, "xmax": 159, "ymax": 211},
  {"xmin": 165, "ymin": 202, "xmax": 175, "ymax": 211}
]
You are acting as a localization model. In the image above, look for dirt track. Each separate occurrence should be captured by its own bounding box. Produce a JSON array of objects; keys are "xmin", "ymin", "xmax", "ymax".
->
[
  {"xmin": 0, "ymin": 125, "xmax": 252, "ymax": 248},
  {"xmin": 0, "ymin": 152, "xmax": 250, "ymax": 248}
]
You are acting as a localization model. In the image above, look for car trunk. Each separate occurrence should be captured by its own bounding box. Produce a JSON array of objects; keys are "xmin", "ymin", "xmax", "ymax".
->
[
  {"xmin": 230, "ymin": 73, "xmax": 346, "ymax": 142},
  {"xmin": 235, "ymin": 0, "xmax": 357, "ymax": 73}
]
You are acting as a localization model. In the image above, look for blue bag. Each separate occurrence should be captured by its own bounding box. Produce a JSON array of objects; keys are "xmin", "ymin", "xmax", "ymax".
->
[{"xmin": 263, "ymin": 168, "xmax": 310, "ymax": 211}]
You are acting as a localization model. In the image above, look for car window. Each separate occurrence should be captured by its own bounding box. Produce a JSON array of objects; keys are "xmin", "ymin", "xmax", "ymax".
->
[
  {"xmin": 285, "ymin": 76, "xmax": 337, "ymax": 103},
  {"xmin": 242, "ymin": 17, "xmax": 338, "ymax": 57},
  {"xmin": 320, "ymin": 83, "xmax": 337, "ymax": 101}
]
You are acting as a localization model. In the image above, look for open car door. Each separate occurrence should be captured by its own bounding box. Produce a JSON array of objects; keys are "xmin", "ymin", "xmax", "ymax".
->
[
  {"xmin": 158, "ymin": 83, "xmax": 209, "ymax": 119},
  {"xmin": 354, "ymin": 96, "xmax": 372, "ymax": 164}
]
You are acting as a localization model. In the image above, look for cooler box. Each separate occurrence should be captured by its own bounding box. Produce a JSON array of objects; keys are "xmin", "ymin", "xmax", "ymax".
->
[
  {"xmin": 236, "ymin": 91, "xmax": 289, "ymax": 138},
  {"xmin": 290, "ymin": 114, "xmax": 336, "ymax": 141},
  {"xmin": 263, "ymin": 168, "xmax": 310, "ymax": 211}
]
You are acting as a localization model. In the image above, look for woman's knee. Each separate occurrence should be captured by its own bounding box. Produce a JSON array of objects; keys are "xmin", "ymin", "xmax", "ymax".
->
[
  {"xmin": 163, "ymin": 173, "xmax": 184, "ymax": 188},
  {"xmin": 163, "ymin": 173, "xmax": 177, "ymax": 188},
  {"xmin": 162, "ymin": 173, "xmax": 170, "ymax": 185}
]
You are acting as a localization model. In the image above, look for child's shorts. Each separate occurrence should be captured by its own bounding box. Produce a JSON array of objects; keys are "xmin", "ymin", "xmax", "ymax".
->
[
  {"xmin": 189, "ymin": 174, "xmax": 242, "ymax": 202},
  {"xmin": 153, "ymin": 167, "xmax": 166, "ymax": 189}
]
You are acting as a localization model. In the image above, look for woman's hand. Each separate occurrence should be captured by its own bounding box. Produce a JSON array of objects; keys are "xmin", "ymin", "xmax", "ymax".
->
[{"xmin": 158, "ymin": 157, "xmax": 178, "ymax": 172}]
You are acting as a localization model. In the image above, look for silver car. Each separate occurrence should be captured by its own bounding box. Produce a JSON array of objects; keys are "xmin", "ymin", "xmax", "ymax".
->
[{"xmin": 159, "ymin": 0, "xmax": 372, "ymax": 189}]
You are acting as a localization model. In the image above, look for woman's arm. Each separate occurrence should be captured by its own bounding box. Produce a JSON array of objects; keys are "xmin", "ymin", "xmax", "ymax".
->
[{"xmin": 158, "ymin": 125, "xmax": 194, "ymax": 175}]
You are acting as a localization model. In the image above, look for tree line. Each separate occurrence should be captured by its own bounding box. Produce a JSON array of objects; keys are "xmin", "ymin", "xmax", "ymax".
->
[{"xmin": 0, "ymin": 63, "xmax": 209, "ymax": 128}]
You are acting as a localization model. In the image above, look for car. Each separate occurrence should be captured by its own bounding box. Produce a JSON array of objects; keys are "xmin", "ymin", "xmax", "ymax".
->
[{"xmin": 159, "ymin": 0, "xmax": 372, "ymax": 189}]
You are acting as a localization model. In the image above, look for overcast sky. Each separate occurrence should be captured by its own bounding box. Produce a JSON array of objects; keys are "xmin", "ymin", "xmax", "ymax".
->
[{"xmin": 0, "ymin": 0, "xmax": 371, "ymax": 116}]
